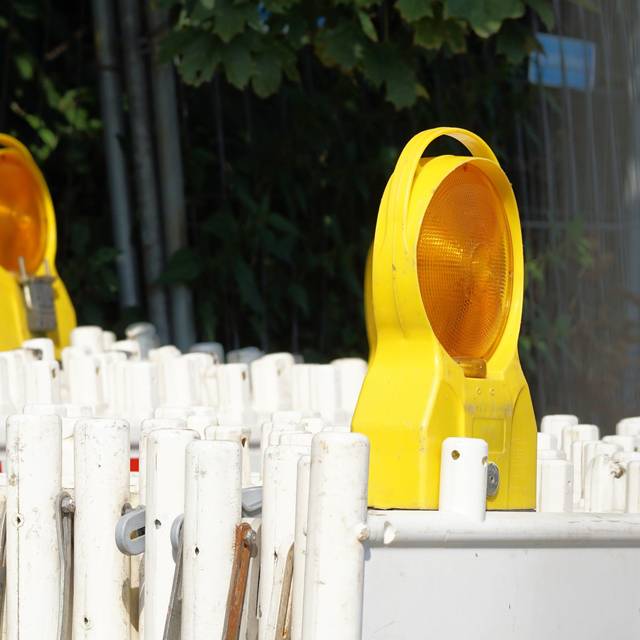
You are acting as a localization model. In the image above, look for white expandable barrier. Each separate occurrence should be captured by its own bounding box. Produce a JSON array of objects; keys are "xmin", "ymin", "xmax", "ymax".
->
[
  {"xmin": 362, "ymin": 509, "xmax": 640, "ymax": 638},
  {"xmin": 66, "ymin": 351, "xmax": 103, "ymax": 408},
  {"xmin": 73, "ymin": 418, "xmax": 130, "ymax": 639},
  {"xmin": 0, "ymin": 350, "xmax": 27, "ymax": 408},
  {"xmin": 71, "ymin": 325, "xmax": 105, "ymax": 354},
  {"xmin": 538, "ymin": 458, "xmax": 573, "ymax": 512},
  {"xmin": 301, "ymin": 432, "xmax": 369, "ymax": 640},
  {"xmin": 8, "ymin": 328, "xmax": 640, "ymax": 639},
  {"xmin": 181, "ymin": 440, "xmax": 241, "ymax": 638},
  {"xmin": 24, "ymin": 358, "xmax": 61, "ymax": 404},
  {"xmin": 205, "ymin": 425, "xmax": 251, "ymax": 487},
  {"xmin": 110, "ymin": 339, "xmax": 141, "ymax": 360},
  {"xmin": 617, "ymin": 416, "xmax": 640, "ymax": 437},
  {"xmin": 290, "ymin": 455, "xmax": 311, "ymax": 640},
  {"xmin": 22, "ymin": 337, "xmax": 56, "ymax": 362},
  {"xmin": 540, "ymin": 414, "xmax": 578, "ymax": 444},
  {"xmin": 6, "ymin": 414, "xmax": 62, "ymax": 639},
  {"xmin": 62, "ymin": 404, "xmax": 94, "ymax": 489},
  {"xmin": 627, "ymin": 460, "xmax": 640, "ymax": 513},
  {"xmin": 251, "ymin": 353, "xmax": 295, "ymax": 413},
  {"xmin": 144, "ymin": 428, "xmax": 199, "ymax": 640},
  {"xmin": 331, "ymin": 358, "xmax": 367, "ymax": 414},
  {"xmin": 119, "ymin": 361, "xmax": 160, "ymax": 446},
  {"xmin": 138, "ymin": 417, "xmax": 186, "ymax": 504},
  {"xmin": 562, "ymin": 423, "xmax": 599, "ymax": 459},
  {"xmin": 186, "ymin": 413, "xmax": 217, "ymax": 439},
  {"xmin": 259, "ymin": 435, "xmax": 312, "ymax": 640}
]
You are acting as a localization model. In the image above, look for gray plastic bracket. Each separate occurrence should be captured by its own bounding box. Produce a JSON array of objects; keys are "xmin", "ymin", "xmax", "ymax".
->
[
  {"xmin": 115, "ymin": 506, "xmax": 146, "ymax": 556},
  {"xmin": 242, "ymin": 485, "xmax": 263, "ymax": 516},
  {"xmin": 170, "ymin": 514, "xmax": 184, "ymax": 563}
]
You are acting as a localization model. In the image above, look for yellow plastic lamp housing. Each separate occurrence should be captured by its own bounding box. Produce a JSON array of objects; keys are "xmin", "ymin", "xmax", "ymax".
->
[
  {"xmin": 353, "ymin": 127, "xmax": 536, "ymax": 510},
  {"xmin": 0, "ymin": 135, "xmax": 76, "ymax": 354}
]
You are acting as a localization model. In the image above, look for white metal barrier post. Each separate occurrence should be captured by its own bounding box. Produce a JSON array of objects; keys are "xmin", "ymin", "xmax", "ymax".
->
[
  {"xmin": 259, "ymin": 435, "xmax": 311, "ymax": 639},
  {"xmin": 73, "ymin": 418, "xmax": 131, "ymax": 639},
  {"xmin": 181, "ymin": 440, "xmax": 242, "ymax": 639},
  {"xmin": 290, "ymin": 454, "xmax": 311, "ymax": 640},
  {"xmin": 6, "ymin": 414, "xmax": 62, "ymax": 639},
  {"xmin": 301, "ymin": 432, "xmax": 369, "ymax": 640},
  {"xmin": 144, "ymin": 427, "xmax": 199, "ymax": 640}
]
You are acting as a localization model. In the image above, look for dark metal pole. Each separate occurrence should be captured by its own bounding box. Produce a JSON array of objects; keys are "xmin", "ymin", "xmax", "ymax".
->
[
  {"xmin": 146, "ymin": 4, "xmax": 196, "ymax": 350},
  {"xmin": 91, "ymin": 0, "xmax": 140, "ymax": 309},
  {"xmin": 119, "ymin": 0, "xmax": 170, "ymax": 342}
]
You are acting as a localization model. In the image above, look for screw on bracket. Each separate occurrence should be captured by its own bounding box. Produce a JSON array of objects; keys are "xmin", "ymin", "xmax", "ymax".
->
[{"xmin": 487, "ymin": 462, "xmax": 500, "ymax": 497}]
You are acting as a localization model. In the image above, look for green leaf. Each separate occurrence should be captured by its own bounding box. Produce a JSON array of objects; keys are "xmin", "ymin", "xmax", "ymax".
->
[
  {"xmin": 10, "ymin": 102, "xmax": 59, "ymax": 159},
  {"xmin": 213, "ymin": 0, "xmax": 255, "ymax": 42},
  {"xmin": 91, "ymin": 246, "xmax": 120, "ymax": 267},
  {"xmin": 362, "ymin": 44, "xmax": 417, "ymax": 108},
  {"xmin": 525, "ymin": 257, "xmax": 544, "ymax": 284},
  {"xmin": 252, "ymin": 43, "xmax": 284, "ymax": 97},
  {"xmin": 12, "ymin": 0, "xmax": 39, "ymax": 20},
  {"xmin": 252, "ymin": 55, "xmax": 282, "ymax": 97},
  {"xmin": 396, "ymin": 0, "xmax": 433, "ymax": 23},
  {"xmin": 38, "ymin": 127, "xmax": 58, "ymax": 149},
  {"xmin": 413, "ymin": 17, "xmax": 444, "ymax": 48},
  {"xmin": 358, "ymin": 10, "xmax": 378, "ymax": 42},
  {"xmin": 526, "ymin": 0, "xmax": 554, "ymax": 29},
  {"xmin": 200, "ymin": 0, "xmax": 215, "ymax": 9},
  {"xmin": 352, "ymin": 0, "xmax": 381, "ymax": 7},
  {"xmin": 496, "ymin": 19, "xmax": 538, "ymax": 63},
  {"xmin": 163, "ymin": 30, "xmax": 222, "ymax": 85},
  {"xmin": 414, "ymin": 16, "xmax": 467, "ymax": 52},
  {"xmin": 159, "ymin": 28, "xmax": 199, "ymax": 62},
  {"xmin": 203, "ymin": 209, "xmax": 239, "ymax": 239},
  {"xmin": 263, "ymin": 0, "xmax": 303, "ymax": 13},
  {"xmin": 267, "ymin": 212, "xmax": 299, "ymax": 236},
  {"xmin": 223, "ymin": 37, "xmax": 253, "ymax": 89},
  {"xmin": 386, "ymin": 69, "xmax": 418, "ymax": 108},
  {"xmin": 15, "ymin": 54, "xmax": 34, "ymax": 80},
  {"xmin": 234, "ymin": 259, "xmax": 264, "ymax": 313},
  {"xmin": 444, "ymin": 0, "xmax": 525, "ymax": 38},
  {"xmin": 159, "ymin": 248, "xmax": 202, "ymax": 284},
  {"xmin": 314, "ymin": 22, "xmax": 365, "ymax": 71},
  {"xmin": 415, "ymin": 83, "xmax": 429, "ymax": 99}
]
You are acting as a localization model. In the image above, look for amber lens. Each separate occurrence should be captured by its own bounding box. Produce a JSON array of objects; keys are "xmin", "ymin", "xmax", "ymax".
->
[
  {"xmin": 0, "ymin": 150, "xmax": 46, "ymax": 273},
  {"xmin": 416, "ymin": 163, "xmax": 513, "ymax": 360}
]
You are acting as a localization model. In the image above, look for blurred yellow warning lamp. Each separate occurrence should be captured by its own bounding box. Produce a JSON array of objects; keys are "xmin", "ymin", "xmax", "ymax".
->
[
  {"xmin": 353, "ymin": 127, "xmax": 536, "ymax": 510},
  {"xmin": 0, "ymin": 134, "xmax": 76, "ymax": 354}
]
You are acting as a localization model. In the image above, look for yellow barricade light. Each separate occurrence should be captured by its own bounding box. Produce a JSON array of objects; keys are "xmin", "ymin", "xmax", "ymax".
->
[
  {"xmin": 353, "ymin": 127, "xmax": 536, "ymax": 510},
  {"xmin": 0, "ymin": 135, "xmax": 76, "ymax": 355}
]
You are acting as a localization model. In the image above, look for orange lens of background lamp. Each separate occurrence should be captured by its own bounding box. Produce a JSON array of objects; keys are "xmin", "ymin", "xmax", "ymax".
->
[
  {"xmin": 0, "ymin": 151, "xmax": 46, "ymax": 274},
  {"xmin": 416, "ymin": 163, "xmax": 513, "ymax": 361}
]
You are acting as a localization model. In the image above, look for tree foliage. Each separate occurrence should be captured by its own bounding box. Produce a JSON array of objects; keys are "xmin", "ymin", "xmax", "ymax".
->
[
  {"xmin": 152, "ymin": 0, "xmax": 555, "ymax": 357},
  {"xmin": 0, "ymin": 0, "xmax": 578, "ymax": 366},
  {"xmin": 160, "ymin": 0, "xmax": 551, "ymax": 108}
]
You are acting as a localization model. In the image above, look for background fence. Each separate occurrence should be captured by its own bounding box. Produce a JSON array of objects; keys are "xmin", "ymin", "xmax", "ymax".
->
[{"xmin": 517, "ymin": 0, "xmax": 640, "ymax": 430}]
